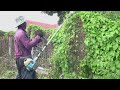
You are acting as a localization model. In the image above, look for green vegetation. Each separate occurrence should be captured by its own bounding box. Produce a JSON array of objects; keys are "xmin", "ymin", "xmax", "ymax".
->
[
  {"xmin": 49, "ymin": 11, "xmax": 120, "ymax": 79},
  {"xmin": 0, "ymin": 11, "xmax": 120, "ymax": 79},
  {"xmin": 42, "ymin": 11, "xmax": 70, "ymax": 25}
]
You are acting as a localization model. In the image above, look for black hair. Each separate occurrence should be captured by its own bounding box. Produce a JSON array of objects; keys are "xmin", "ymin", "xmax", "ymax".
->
[{"xmin": 17, "ymin": 22, "xmax": 26, "ymax": 29}]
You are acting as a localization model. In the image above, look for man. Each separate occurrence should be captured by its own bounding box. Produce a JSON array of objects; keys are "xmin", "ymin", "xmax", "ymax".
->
[{"xmin": 14, "ymin": 16, "xmax": 44, "ymax": 79}]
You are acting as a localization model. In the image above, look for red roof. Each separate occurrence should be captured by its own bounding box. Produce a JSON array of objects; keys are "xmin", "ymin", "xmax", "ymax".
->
[{"xmin": 26, "ymin": 20, "xmax": 58, "ymax": 29}]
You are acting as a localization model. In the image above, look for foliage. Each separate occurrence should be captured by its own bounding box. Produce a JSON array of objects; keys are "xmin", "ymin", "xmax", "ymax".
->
[
  {"xmin": 7, "ymin": 31, "xmax": 15, "ymax": 36},
  {"xmin": 77, "ymin": 11, "xmax": 120, "ymax": 79},
  {"xmin": 49, "ymin": 11, "xmax": 120, "ymax": 79},
  {"xmin": 0, "ymin": 30, "xmax": 15, "ymax": 39},
  {"xmin": 0, "ymin": 30, "xmax": 5, "ymax": 36},
  {"xmin": 26, "ymin": 24, "xmax": 56, "ymax": 39},
  {"xmin": 1, "ymin": 11, "xmax": 120, "ymax": 79},
  {"xmin": 99, "ymin": 11, "xmax": 120, "ymax": 21},
  {"xmin": 50, "ymin": 12, "xmax": 84, "ymax": 79},
  {"xmin": 42, "ymin": 11, "xmax": 70, "ymax": 25}
]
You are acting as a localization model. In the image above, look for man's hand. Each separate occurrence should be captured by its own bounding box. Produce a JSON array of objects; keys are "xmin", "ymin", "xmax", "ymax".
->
[
  {"xmin": 35, "ymin": 30, "xmax": 44, "ymax": 38},
  {"xmin": 35, "ymin": 30, "xmax": 47, "ymax": 44}
]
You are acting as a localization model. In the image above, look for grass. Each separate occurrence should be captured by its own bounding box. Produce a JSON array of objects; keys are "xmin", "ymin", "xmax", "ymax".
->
[
  {"xmin": 0, "ymin": 57, "xmax": 52, "ymax": 79},
  {"xmin": 0, "ymin": 59, "xmax": 17, "ymax": 79},
  {"xmin": 0, "ymin": 70, "xmax": 16, "ymax": 79}
]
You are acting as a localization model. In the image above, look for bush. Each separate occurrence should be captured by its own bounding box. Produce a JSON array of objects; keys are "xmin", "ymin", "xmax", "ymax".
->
[
  {"xmin": 50, "ymin": 12, "xmax": 84, "ymax": 79},
  {"xmin": 78, "ymin": 11, "xmax": 120, "ymax": 79},
  {"xmin": 50, "ymin": 11, "xmax": 120, "ymax": 79}
]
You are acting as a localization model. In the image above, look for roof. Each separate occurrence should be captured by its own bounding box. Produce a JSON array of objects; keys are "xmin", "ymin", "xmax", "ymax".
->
[{"xmin": 26, "ymin": 20, "xmax": 58, "ymax": 29}]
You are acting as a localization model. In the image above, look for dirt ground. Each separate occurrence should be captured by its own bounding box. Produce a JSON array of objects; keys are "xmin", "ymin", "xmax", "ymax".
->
[{"xmin": 0, "ymin": 54, "xmax": 52, "ymax": 79}]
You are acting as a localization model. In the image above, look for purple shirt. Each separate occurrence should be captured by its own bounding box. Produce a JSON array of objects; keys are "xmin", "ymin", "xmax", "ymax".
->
[{"xmin": 14, "ymin": 29, "xmax": 42, "ymax": 59}]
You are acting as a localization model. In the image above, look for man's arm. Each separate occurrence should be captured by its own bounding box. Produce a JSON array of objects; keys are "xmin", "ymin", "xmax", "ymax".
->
[{"xmin": 19, "ymin": 31, "xmax": 42, "ymax": 50}]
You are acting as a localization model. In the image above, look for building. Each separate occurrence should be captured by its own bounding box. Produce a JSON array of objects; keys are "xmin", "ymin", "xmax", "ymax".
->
[{"xmin": 26, "ymin": 20, "xmax": 58, "ymax": 29}]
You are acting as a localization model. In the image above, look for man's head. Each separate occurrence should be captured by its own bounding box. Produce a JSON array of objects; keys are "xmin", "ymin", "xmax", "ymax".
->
[
  {"xmin": 18, "ymin": 22, "xmax": 27, "ymax": 30},
  {"xmin": 15, "ymin": 16, "xmax": 27, "ymax": 30}
]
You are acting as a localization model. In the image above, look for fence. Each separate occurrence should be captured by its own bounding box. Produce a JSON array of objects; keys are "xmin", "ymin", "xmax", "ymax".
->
[
  {"xmin": 0, "ymin": 34, "xmax": 53, "ymax": 61},
  {"xmin": 0, "ymin": 36, "xmax": 14, "ymax": 57}
]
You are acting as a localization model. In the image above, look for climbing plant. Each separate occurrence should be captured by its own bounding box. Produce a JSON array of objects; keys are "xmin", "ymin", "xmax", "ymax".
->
[
  {"xmin": 50, "ymin": 11, "xmax": 120, "ymax": 79},
  {"xmin": 50, "ymin": 12, "xmax": 84, "ymax": 79},
  {"xmin": 77, "ymin": 11, "xmax": 120, "ymax": 79}
]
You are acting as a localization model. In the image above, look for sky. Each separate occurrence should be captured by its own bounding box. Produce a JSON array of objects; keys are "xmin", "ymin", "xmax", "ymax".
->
[{"xmin": 0, "ymin": 11, "xmax": 59, "ymax": 32}]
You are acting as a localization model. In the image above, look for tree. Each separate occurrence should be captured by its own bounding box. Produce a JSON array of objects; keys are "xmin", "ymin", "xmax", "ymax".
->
[
  {"xmin": 42, "ymin": 11, "xmax": 70, "ymax": 25},
  {"xmin": 0, "ymin": 30, "xmax": 5, "ymax": 37},
  {"xmin": 97, "ymin": 11, "xmax": 120, "ymax": 20}
]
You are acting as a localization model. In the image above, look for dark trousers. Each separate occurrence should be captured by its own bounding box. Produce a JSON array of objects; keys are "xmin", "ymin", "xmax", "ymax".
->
[{"xmin": 16, "ymin": 58, "xmax": 37, "ymax": 79}]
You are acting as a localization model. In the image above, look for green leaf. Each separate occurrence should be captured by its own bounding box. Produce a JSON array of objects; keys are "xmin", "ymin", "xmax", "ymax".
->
[
  {"xmin": 96, "ymin": 50, "xmax": 99, "ymax": 54},
  {"xmin": 111, "ymin": 67, "xmax": 115, "ymax": 72},
  {"xmin": 113, "ymin": 44, "xmax": 118, "ymax": 50},
  {"xmin": 84, "ymin": 39, "xmax": 89, "ymax": 46}
]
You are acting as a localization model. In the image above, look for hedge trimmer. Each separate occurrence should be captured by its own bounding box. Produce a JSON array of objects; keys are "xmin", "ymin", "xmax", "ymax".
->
[{"xmin": 24, "ymin": 11, "xmax": 76, "ymax": 71}]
